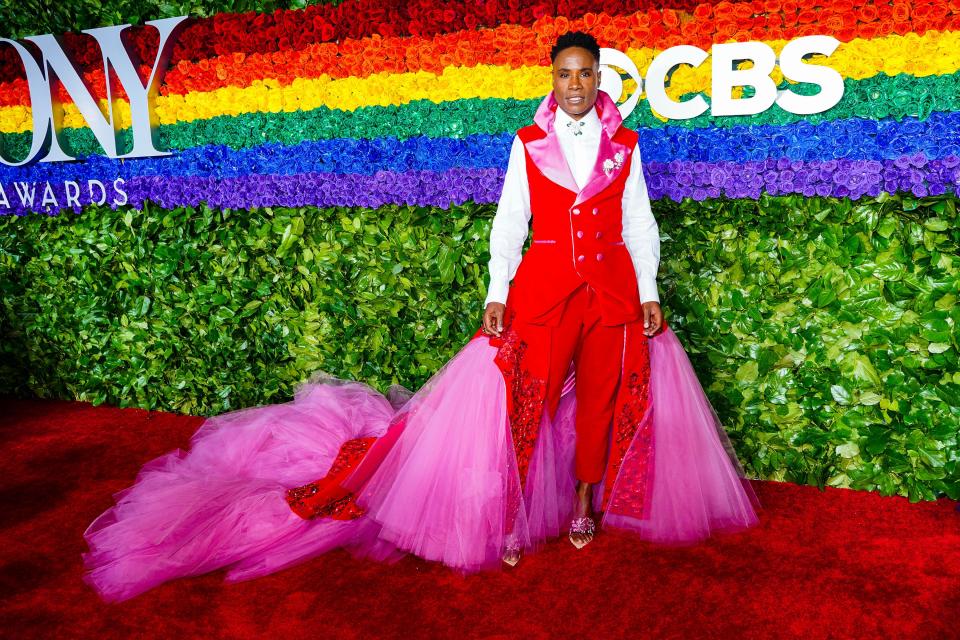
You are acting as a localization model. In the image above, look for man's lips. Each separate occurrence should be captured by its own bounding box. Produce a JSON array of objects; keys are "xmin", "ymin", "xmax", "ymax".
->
[{"xmin": 566, "ymin": 96, "xmax": 585, "ymax": 104}]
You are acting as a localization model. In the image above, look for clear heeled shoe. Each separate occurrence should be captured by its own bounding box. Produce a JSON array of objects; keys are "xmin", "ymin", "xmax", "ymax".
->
[
  {"xmin": 502, "ymin": 542, "xmax": 521, "ymax": 567},
  {"xmin": 568, "ymin": 516, "xmax": 596, "ymax": 550}
]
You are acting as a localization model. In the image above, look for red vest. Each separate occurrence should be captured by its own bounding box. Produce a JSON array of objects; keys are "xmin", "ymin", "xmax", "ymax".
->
[{"xmin": 505, "ymin": 124, "xmax": 643, "ymax": 326}]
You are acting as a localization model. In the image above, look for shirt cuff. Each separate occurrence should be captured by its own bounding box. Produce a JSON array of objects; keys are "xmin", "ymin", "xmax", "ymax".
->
[
  {"xmin": 637, "ymin": 275, "xmax": 660, "ymax": 304},
  {"xmin": 484, "ymin": 279, "xmax": 510, "ymax": 307}
]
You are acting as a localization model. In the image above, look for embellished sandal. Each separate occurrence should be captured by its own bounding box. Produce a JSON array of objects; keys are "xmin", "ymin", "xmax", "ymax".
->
[
  {"xmin": 502, "ymin": 543, "xmax": 521, "ymax": 567},
  {"xmin": 568, "ymin": 516, "xmax": 596, "ymax": 550}
]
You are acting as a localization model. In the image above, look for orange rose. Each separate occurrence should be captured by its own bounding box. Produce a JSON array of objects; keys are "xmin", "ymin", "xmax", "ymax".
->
[
  {"xmin": 891, "ymin": 3, "xmax": 910, "ymax": 21},
  {"xmin": 797, "ymin": 9, "xmax": 817, "ymax": 23},
  {"xmin": 734, "ymin": 4, "xmax": 754, "ymax": 20},
  {"xmin": 892, "ymin": 20, "xmax": 911, "ymax": 35},
  {"xmin": 715, "ymin": 19, "xmax": 740, "ymax": 39},
  {"xmin": 662, "ymin": 34, "xmax": 683, "ymax": 48},
  {"xmin": 662, "ymin": 8, "xmax": 680, "ymax": 28}
]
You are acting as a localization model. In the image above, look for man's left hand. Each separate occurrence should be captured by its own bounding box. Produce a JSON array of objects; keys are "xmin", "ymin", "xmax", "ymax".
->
[{"xmin": 642, "ymin": 301, "xmax": 664, "ymax": 337}]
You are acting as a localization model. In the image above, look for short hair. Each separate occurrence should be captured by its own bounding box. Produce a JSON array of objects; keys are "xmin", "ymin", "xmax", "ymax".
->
[{"xmin": 550, "ymin": 31, "xmax": 601, "ymax": 66}]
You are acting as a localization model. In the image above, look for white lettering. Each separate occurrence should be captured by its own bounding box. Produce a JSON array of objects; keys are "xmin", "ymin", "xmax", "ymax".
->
[
  {"xmin": 777, "ymin": 36, "xmax": 844, "ymax": 115},
  {"xmin": 41, "ymin": 181, "xmax": 59, "ymax": 208},
  {"xmin": 88, "ymin": 179, "xmax": 107, "ymax": 205},
  {"xmin": 112, "ymin": 177, "xmax": 128, "ymax": 206},
  {"xmin": 64, "ymin": 181, "xmax": 81, "ymax": 207},
  {"xmin": 643, "ymin": 45, "xmax": 709, "ymax": 120},
  {"xmin": 0, "ymin": 39, "xmax": 54, "ymax": 166},
  {"xmin": 602, "ymin": 37, "xmax": 845, "ymax": 121},
  {"xmin": 711, "ymin": 41, "xmax": 778, "ymax": 117},
  {"xmin": 14, "ymin": 182, "xmax": 36, "ymax": 206},
  {"xmin": 0, "ymin": 16, "xmax": 187, "ymax": 166},
  {"xmin": 0, "ymin": 183, "xmax": 9, "ymax": 208}
]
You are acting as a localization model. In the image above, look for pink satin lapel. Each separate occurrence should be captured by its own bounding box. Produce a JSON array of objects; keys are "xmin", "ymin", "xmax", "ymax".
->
[
  {"xmin": 526, "ymin": 92, "xmax": 579, "ymax": 193},
  {"xmin": 574, "ymin": 91, "xmax": 631, "ymax": 206},
  {"xmin": 525, "ymin": 90, "xmax": 630, "ymax": 202}
]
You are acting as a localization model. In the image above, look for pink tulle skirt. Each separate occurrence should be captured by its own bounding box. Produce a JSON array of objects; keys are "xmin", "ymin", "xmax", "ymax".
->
[{"xmin": 83, "ymin": 328, "xmax": 759, "ymax": 602}]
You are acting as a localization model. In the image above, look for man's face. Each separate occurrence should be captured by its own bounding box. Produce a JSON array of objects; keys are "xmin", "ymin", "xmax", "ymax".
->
[{"xmin": 551, "ymin": 46, "xmax": 601, "ymax": 121}]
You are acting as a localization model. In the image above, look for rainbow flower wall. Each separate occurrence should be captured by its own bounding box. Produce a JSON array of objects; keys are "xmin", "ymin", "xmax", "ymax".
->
[
  {"xmin": 0, "ymin": 0, "xmax": 958, "ymax": 501},
  {"xmin": 1, "ymin": 0, "xmax": 959, "ymax": 212}
]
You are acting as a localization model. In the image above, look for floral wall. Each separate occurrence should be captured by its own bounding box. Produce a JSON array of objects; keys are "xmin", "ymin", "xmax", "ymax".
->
[{"xmin": 0, "ymin": 0, "xmax": 957, "ymax": 501}]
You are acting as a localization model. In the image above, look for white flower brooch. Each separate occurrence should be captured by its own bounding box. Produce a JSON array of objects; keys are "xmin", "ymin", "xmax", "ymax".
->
[{"xmin": 603, "ymin": 151, "xmax": 625, "ymax": 176}]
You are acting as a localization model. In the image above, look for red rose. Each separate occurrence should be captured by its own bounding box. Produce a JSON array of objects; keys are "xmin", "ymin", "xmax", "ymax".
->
[
  {"xmin": 763, "ymin": 0, "xmax": 781, "ymax": 14},
  {"xmin": 854, "ymin": 20, "xmax": 878, "ymax": 38},
  {"xmin": 912, "ymin": 4, "xmax": 933, "ymax": 20},
  {"xmin": 835, "ymin": 26, "xmax": 858, "ymax": 41},
  {"xmin": 832, "ymin": 0, "xmax": 856, "ymax": 14},
  {"xmin": 693, "ymin": 4, "xmax": 713, "ymax": 20},
  {"xmin": 713, "ymin": 2, "xmax": 735, "ymax": 20}
]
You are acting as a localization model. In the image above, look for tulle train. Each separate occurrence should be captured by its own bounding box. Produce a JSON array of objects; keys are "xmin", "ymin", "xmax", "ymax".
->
[{"xmin": 83, "ymin": 328, "xmax": 759, "ymax": 602}]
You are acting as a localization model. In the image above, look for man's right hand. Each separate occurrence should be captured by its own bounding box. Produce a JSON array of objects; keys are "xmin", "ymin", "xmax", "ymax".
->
[{"xmin": 482, "ymin": 302, "xmax": 506, "ymax": 337}]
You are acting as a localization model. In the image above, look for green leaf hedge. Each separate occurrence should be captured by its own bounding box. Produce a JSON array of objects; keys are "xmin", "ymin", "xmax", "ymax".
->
[{"xmin": 1, "ymin": 193, "xmax": 958, "ymax": 501}]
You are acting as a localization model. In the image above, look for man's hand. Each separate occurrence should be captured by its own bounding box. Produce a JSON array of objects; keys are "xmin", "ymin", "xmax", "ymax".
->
[
  {"xmin": 642, "ymin": 301, "xmax": 664, "ymax": 337},
  {"xmin": 483, "ymin": 302, "xmax": 506, "ymax": 337}
]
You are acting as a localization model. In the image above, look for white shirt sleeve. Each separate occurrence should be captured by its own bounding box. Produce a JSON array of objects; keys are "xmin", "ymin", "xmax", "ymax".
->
[
  {"xmin": 621, "ymin": 142, "xmax": 661, "ymax": 304},
  {"xmin": 484, "ymin": 135, "xmax": 531, "ymax": 307}
]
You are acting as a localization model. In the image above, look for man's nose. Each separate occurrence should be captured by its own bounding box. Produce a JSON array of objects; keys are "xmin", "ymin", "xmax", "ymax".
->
[{"xmin": 569, "ymin": 74, "xmax": 581, "ymax": 89}]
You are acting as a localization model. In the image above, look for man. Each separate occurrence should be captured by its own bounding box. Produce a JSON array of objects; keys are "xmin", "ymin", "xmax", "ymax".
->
[{"xmin": 481, "ymin": 31, "xmax": 663, "ymax": 553}]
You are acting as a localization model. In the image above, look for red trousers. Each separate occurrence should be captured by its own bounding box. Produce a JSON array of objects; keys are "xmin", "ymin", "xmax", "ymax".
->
[{"xmin": 512, "ymin": 284, "xmax": 625, "ymax": 484}]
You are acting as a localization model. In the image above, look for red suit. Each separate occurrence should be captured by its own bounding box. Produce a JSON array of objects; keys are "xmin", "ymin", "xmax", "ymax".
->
[{"xmin": 490, "ymin": 90, "xmax": 656, "ymax": 504}]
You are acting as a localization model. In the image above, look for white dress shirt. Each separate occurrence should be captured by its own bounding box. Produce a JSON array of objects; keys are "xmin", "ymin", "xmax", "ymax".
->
[{"xmin": 484, "ymin": 106, "xmax": 661, "ymax": 308}]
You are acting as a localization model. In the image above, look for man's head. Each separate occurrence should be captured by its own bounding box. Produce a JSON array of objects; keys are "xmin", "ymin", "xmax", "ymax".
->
[{"xmin": 550, "ymin": 32, "xmax": 601, "ymax": 121}]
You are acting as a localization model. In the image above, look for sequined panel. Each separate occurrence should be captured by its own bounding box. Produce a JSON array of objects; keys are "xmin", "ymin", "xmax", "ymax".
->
[
  {"xmin": 604, "ymin": 329, "xmax": 653, "ymax": 517},
  {"xmin": 286, "ymin": 436, "xmax": 377, "ymax": 521},
  {"xmin": 493, "ymin": 321, "xmax": 548, "ymax": 485}
]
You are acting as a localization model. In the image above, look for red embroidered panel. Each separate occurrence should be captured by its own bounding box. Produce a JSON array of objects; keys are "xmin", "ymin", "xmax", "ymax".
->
[
  {"xmin": 492, "ymin": 323, "xmax": 547, "ymax": 485},
  {"xmin": 286, "ymin": 436, "xmax": 377, "ymax": 521}
]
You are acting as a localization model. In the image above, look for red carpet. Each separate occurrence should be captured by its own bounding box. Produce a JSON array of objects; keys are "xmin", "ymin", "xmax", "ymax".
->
[{"xmin": 0, "ymin": 397, "xmax": 958, "ymax": 640}]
